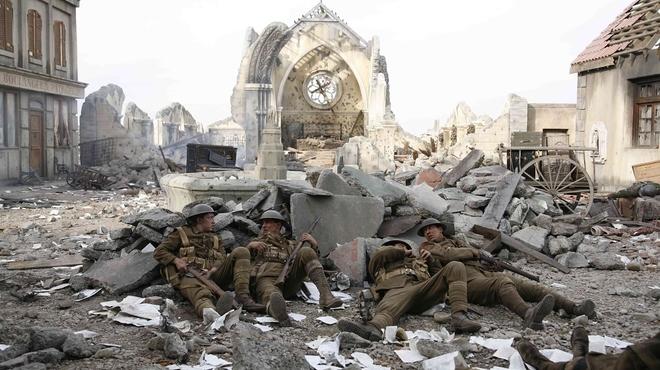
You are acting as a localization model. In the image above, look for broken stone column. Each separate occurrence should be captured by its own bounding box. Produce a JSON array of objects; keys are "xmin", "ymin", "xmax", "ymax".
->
[{"xmin": 254, "ymin": 118, "xmax": 287, "ymax": 180}]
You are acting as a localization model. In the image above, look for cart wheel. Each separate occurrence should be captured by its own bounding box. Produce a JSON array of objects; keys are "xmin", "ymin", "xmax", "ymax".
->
[{"xmin": 519, "ymin": 155, "xmax": 594, "ymax": 215}]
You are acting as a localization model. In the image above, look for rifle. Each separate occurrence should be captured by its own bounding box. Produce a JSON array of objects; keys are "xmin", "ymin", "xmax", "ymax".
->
[
  {"xmin": 479, "ymin": 250, "xmax": 540, "ymax": 282},
  {"xmin": 187, "ymin": 265, "xmax": 238, "ymax": 305},
  {"xmin": 275, "ymin": 216, "xmax": 321, "ymax": 288}
]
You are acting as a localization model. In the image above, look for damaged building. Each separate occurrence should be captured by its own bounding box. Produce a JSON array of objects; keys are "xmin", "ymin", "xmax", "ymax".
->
[
  {"xmin": 0, "ymin": 0, "xmax": 86, "ymax": 181},
  {"xmin": 231, "ymin": 2, "xmax": 417, "ymax": 170}
]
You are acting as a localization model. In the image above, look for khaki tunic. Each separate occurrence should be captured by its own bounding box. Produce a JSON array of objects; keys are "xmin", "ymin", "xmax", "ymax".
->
[{"xmin": 367, "ymin": 246, "xmax": 468, "ymax": 329}]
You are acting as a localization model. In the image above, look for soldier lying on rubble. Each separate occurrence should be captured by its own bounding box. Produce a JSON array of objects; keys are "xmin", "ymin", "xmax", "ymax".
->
[
  {"xmin": 246, "ymin": 210, "xmax": 342, "ymax": 327},
  {"xmin": 418, "ymin": 217, "xmax": 596, "ymax": 330},
  {"xmin": 516, "ymin": 326, "xmax": 660, "ymax": 370},
  {"xmin": 153, "ymin": 204, "xmax": 265, "ymax": 318},
  {"xmin": 337, "ymin": 239, "xmax": 481, "ymax": 341}
]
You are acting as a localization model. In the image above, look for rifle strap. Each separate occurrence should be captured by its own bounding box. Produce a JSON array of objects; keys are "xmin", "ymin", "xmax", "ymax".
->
[{"xmin": 176, "ymin": 227, "xmax": 190, "ymax": 247}]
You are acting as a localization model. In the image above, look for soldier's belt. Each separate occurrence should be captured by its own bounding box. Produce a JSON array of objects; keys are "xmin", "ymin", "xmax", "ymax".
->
[
  {"xmin": 375, "ymin": 267, "xmax": 418, "ymax": 284},
  {"xmin": 181, "ymin": 257, "xmax": 214, "ymax": 270},
  {"xmin": 262, "ymin": 250, "xmax": 288, "ymax": 264}
]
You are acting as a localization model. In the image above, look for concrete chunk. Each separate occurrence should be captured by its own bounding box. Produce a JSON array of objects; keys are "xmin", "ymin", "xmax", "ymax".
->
[
  {"xmin": 316, "ymin": 169, "xmax": 361, "ymax": 196},
  {"xmin": 121, "ymin": 208, "xmax": 185, "ymax": 230},
  {"xmin": 341, "ymin": 167, "xmax": 407, "ymax": 206},
  {"xmin": 479, "ymin": 173, "xmax": 521, "ymax": 229},
  {"xmin": 270, "ymin": 180, "xmax": 332, "ymax": 196},
  {"xmin": 551, "ymin": 222, "xmax": 578, "ymax": 236},
  {"xmin": 414, "ymin": 168, "xmax": 443, "ymax": 189},
  {"xmin": 435, "ymin": 187, "xmax": 469, "ymax": 201},
  {"xmin": 465, "ymin": 195, "xmax": 490, "ymax": 209},
  {"xmin": 328, "ymin": 238, "xmax": 368, "ymax": 285},
  {"xmin": 213, "ymin": 213, "xmax": 234, "ymax": 232},
  {"xmin": 511, "ymin": 226, "xmax": 549, "ymax": 252},
  {"xmin": 135, "ymin": 224, "xmax": 164, "ymax": 244},
  {"xmin": 467, "ymin": 165, "xmax": 509, "ymax": 178},
  {"xmin": 441, "ymin": 149, "xmax": 484, "ymax": 186},
  {"xmin": 290, "ymin": 194, "xmax": 384, "ymax": 256},
  {"xmin": 556, "ymin": 252, "xmax": 589, "ymax": 268},
  {"xmin": 241, "ymin": 189, "xmax": 271, "ymax": 214},
  {"xmin": 377, "ymin": 215, "xmax": 421, "ymax": 237},
  {"xmin": 408, "ymin": 184, "xmax": 449, "ymax": 219},
  {"xmin": 82, "ymin": 251, "xmax": 160, "ymax": 294},
  {"xmin": 548, "ymin": 236, "xmax": 571, "ymax": 256}
]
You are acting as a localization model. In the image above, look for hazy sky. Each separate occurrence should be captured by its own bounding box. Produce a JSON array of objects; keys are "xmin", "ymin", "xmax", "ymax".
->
[{"xmin": 77, "ymin": 0, "xmax": 627, "ymax": 134}]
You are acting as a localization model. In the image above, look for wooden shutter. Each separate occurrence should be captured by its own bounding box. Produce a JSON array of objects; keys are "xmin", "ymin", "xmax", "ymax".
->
[
  {"xmin": 35, "ymin": 12, "xmax": 41, "ymax": 58},
  {"xmin": 54, "ymin": 21, "xmax": 61, "ymax": 66},
  {"xmin": 0, "ymin": 0, "xmax": 13, "ymax": 52},
  {"xmin": 27, "ymin": 10, "xmax": 34, "ymax": 56},
  {"xmin": 61, "ymin": 22, "xmax": 66, "ymax": 67}
]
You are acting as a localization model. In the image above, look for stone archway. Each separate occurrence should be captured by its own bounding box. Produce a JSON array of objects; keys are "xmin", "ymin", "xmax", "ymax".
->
[{"xmin": 279, "ymin": 45, "xmax": 365, "ymax": 149}]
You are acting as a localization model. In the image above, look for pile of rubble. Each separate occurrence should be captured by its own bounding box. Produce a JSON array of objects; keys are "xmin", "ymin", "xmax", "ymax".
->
[{"xmin": 89, "ymin": 142, "xmax": 170, "ymax": 191}]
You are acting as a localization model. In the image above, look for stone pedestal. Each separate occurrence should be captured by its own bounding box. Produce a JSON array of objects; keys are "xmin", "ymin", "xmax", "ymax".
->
[{"xmin": 254, "ymin": 125, "xmax": 287, "ymax": 180}]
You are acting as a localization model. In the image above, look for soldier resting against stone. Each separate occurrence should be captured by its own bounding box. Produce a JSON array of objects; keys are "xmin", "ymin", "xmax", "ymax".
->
[
  {"xmin": 153, "ymin": 204, "xmax": 264, "ymax": 318},
  {"xmin": 337, "ymin": 239, "xmax": 481, "ymax": 341},
  {"xmin": 246, "ymin": 210, "xmax": 342, "ymax": 327},
  {"xmin": 418, "ymin": 217, "xmax": 596, "ymax": 330},
  {"xmin": 516, "ymin": 326, "xmax": 659, "ymax": 370}
]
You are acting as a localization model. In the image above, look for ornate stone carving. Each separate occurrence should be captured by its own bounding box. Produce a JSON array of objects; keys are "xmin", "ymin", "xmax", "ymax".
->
[{"xmin": 247, "ymin": 23, "xmax": 292, "ymax": 84}]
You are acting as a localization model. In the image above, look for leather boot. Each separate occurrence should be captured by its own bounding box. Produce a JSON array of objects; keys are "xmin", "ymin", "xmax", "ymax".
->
[
  {"xmin": 571, "ymin": 326, "xmax": 589, "ymax": 357},
  {"xmin": 450, "ymin": 311, "xmax": 481, "ymax": 333},
  {"xmin": 267, "ymin": 291, "xmax": 291, "ymax": 327},
  {"xmin": 573, "ymin": 299, "xmax": 596, "ymax": 319},
  {"xmin": 235, "ymin": 293, "xmax": 266, "ymax": 314},
  {"xmin": 516, "ymin": 339, "xmax": 552, "ymax": 368},
  {"xmin": 306, "ymin": 262, "xmax": 343, "ymax": 310},
  {"xmin": 337, "ymin": 319, "xmax": 382, "ymax": 341},
  {"xmin": 215, "ymin": 293, "xmax": 234, "ymax": 316},
  {"xmin": 523, "ymin": 294, "xmax": 555, "ymax": 330},
  {"xmin": 233, "ymin": 258, "xmax": 266, "ymax": 313}
]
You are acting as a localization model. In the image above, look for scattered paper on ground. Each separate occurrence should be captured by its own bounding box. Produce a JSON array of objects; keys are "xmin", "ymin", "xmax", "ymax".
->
[
  {"xmin": 74, "ymin": 330, "xmax": 98, "ymax": 339},
  {"xmin": 253, "ymin": 324, "xmax": 273, "ymax": 332},
  {"xmin": 395, "ymin": 349, "xmax": 426, "ymax": 363},
  {"xmin": 316, "ymin": 316, "xmax": 338, "ymax": 325},
  {"xmin": 469, "ymin": 336, "xmax": 514, "ymax": 351}
]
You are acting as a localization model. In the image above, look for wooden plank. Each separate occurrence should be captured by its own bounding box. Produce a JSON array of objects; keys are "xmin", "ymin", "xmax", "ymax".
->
[
  {"xmin": 470, "ymin": 224, "xmax": 502, "ymax": 253},
  {"xmin": 501, "ymin": 234, "xmax": 571, "ymax": 274},
  {"xmin": 6, "ymin": 255, "xmax": 85, "ymax": 270},
  {"xmin": 632, "ymin": 160, "xmax": 660, "ymax": 182}
]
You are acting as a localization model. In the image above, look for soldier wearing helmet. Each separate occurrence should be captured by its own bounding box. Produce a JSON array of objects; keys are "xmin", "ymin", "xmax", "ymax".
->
[
  {"xmin": 418, "ymin": 217, "xmax": 595, "ymax": 330},
  {"xmin": 338, "ymin": 238, "xmax": 481, "ymax": 340},
  {"xmin": 246, "ymin": 209, "xmax": 342, "ymax": 326},
  {"xmin": 154, "ymin": 203, "xmax": 265, "ymax": 318}
]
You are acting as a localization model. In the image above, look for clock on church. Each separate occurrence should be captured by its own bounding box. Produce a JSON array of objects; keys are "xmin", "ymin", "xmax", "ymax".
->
[{"xmin": 303, "ymin": 71, "xmax": 342, "ymax": 109}]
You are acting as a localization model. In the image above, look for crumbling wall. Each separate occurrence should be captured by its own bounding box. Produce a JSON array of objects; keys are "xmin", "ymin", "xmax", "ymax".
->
[
  {"xmin": 79, "ymin": 84, "xmax": 126, "ymax": 144},
  {"xmin": 154, "ymin": 102, "xmax": 200, "ymax": 146},
  {"xmin": 123, "ymin": 102, "xmax": 154, "ymax": 145}
]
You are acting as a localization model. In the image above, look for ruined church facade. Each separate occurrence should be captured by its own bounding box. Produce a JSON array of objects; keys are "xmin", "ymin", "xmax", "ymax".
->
[{"xmin": 231, "ymin": 3, "xmax": 399, "ymax": 166}]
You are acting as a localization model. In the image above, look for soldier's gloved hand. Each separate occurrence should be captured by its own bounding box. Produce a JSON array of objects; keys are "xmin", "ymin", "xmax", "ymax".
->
[
  {"xmin": 248, "ymin": 241, "xmax": 267, "ymax": 253},
  {"xmin": 301, "ymin": 233, "xmax": 318, "ymax": 247},
  {"xmin": 174, "ymin": 258, "xmax": 188, "ymax": 273},
  {"xmin": 419, "ymin": 249, "xmax": 433, "ymax": 261}
]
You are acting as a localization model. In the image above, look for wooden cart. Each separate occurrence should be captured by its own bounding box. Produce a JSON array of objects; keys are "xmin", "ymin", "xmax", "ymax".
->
[{"xmin": 497, "ymin": 144, "xmax": 599, "ymax": 216}]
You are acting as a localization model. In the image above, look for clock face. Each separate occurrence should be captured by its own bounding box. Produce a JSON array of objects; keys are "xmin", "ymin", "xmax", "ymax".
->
[{"xmin": 304, "ymin": 71, "xmax": 342, "ymax": 109}]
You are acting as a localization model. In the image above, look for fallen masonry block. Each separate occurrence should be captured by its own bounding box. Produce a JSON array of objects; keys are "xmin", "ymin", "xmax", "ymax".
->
[
  {"xmin": 414, "ymin": 168, "xmax": 443, "ymax": 189},
  {"xmin": 290, "ymin": 193, "xmax": 384, "ymax": 256},
  {"xmin": 465, "ymin": 195, "xmax": 490, "ymax": 209},
  {"xmin": 407, "ymin": 183, "xmax": 449, "ymax": 219},
  {"xmin": 548, "ymin": 236, "xmax": 571, "ymax": 256},
  {"xmin": 479, "ymin": 173, "xmax": 521, "ymax": 229},
  {"xmin": 511, "ymin": 226, "xmax": 549, "ymax": 252},
  {"xmin": 232, "ymin": 216, "xmax": 260, "ymax": 235},
  {"xmin": 181, "ymin": 197, "xmax": 229, "ymax": 217},
  {"xmin": 589, "ymin": 253, "xmax": 625, "ymax": 270},
  {"xmin": 121, "ymin": 208, "xmax": 185, "ymax": 230},
  {"xmin": 135, "ymin": 223, "xmax": 165, "ymax": 244},
  {"xmin": 435, "ymin": 187, "xmax": 469, "ymax": 201},
  {"xmin": 342, "ymin": 167, "xmax": 407, "ymax": 206},
  {"xmin": 270, "ymin": 180, "xmax": 332, "ymax": 197},
  {"xmin": 551, "ymin": 222, "xmax": 578, "ymax": 236},
  {"xmin": 328, "ymin": 238, "xmax": 368, "ymax": 285},
  {"xmin": 109, "ymin": 228, "xmax": 133, "ymax": 240},
  {"xmin": 377, "ymin": 215, "xmax": 421, "ymax": 237},
  {"xmin": 240, "ymin": 188, "xmax": 271, "ymax": 214},
  {"xmin": 316, "ymin": 169, "xmax": 361, "ymax": 196},
  {"xmin": 82, "ymin": 250, "xmax": 160, "ymax": 294},
  {"xmin": 556, "ymin": 252, "xmax": 589, "ymax": 268},
  {"xmin": 441, "ymin": 149, "xmax": 484, "ymax": 187},
  {"xmin": 213, "ymin": 213, "xmax": 234, "ymax": 232},
  {"xmin": 468, "ymin": 165, "xmax": 509, "ymax": 178}
]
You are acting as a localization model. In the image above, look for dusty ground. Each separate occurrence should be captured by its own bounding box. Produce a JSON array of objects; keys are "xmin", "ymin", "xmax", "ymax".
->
[{"xmin": 0, "ymin": 182, "xmax": 658, "ymax": 369}]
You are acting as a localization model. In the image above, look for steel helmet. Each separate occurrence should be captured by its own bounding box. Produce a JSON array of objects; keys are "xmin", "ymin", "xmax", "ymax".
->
[
  {"xmin": 417, "ymin": 217, "xmax": 454, "ymax": 236},
  {"xmin": 259, "ymin": 210, "xmax": 286, "ymax": 223},
  {"xmin": 380, "ymin": 238, "xmax": 413, "ymax": 250},
  {"xmin": 187, "ymin": 204, "xmax": 216, "ymax": 219}
]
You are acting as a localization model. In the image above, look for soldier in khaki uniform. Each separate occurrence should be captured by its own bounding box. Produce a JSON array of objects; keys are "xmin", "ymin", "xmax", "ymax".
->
[
  {"xmin": 247, "ymin": 210, "xmax": 342, "ymax": 326},
  {"xmin": 337, "ymin": 239, "xmax": 481, "ymax": 341},
  {"xmin": 418, "ymin": 218, "xmax": 595, "ymax": 330},
  {"xmin": 154, "ymin": 204, "xmax": 264, "ymax": 318},
  {"xmin": 517, "ymin": 326, "xmax": 660, "ymax": 370}
]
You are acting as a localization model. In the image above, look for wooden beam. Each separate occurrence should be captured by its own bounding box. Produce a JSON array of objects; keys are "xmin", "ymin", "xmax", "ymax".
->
[
  {"xmin": 6, "ymin": 255, "xmax": 85, "ymax": 270},
  {"xmin": 501, "ymin": 234, "xmax": 571, "ymax": 274}
]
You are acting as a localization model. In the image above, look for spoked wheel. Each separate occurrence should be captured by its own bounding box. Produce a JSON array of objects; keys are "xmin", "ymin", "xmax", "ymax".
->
[{"xmin": 519, "ymin": 155, "xmax": 594, "ymax": 215}]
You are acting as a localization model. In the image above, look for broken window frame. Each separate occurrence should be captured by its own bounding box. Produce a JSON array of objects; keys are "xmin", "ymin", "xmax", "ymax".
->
[
  {"xmin": 0, "ymin": 0, "xmax": 14, "ymax": 53},
  {"xmin": 53, "ymin": 20, "xmax": 66, "ymax": 68},
  {"xmin": 27, "ymin": 9, "xmax": 42, "ymax": 60},
  {"xmin": 633, "ymin": 79, "xmax": 660, "ymax": 148}
]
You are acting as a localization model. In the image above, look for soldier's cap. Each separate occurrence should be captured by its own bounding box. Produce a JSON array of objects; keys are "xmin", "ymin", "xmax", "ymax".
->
[
  {"xmin": 259, "ymin": 210, "xmax": 287, "ymax": 224},
  {"xmin": 417, "ymin": 217, "xmax": 454, "ymax": 236},
  {"xmin": 187, "ymin": 204, "xmax": 216, "ymax": 219},
  {"xmin": 380, "ymin": 238, "xmax": 413, "ymax": 250}
]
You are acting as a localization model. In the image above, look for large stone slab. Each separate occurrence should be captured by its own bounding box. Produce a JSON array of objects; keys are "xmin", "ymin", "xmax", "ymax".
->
[
  {"xmin": 435, "ymin": 187, "xmax": 469, "ymax": 201},
  {"xmin": 328, "ymin": 238, "xmax": 368, "ymax": 285},
  {"xmin": 408, "ymin": 184, "xmax": 449, "ymax": 219},
  {"xmin": 441, "ymin": 149, "xmax": 484, "ymax": 186},
  {"xmin": 479, "ymin": 173, "xmax": 521, "ymax": 229},
  {"xmin": 270, "ymin": 180, "xmax": 332, "ymax": 196},
  {"xmin": 82, "ymin": 251, "xmax": 160, "ymax": 294},
  {"xmin": 377, "ymin": 215, "xmax": 421, "ymax": 237},
  {"xmin": 316, "ymin": 169, "xmax": 361, "ymax": 196},
  {"xmin": 121, "ymin": 208, "xmax": 185, "ymax": 230},
  {"xmin": 511, "ymin": 226, "xmax": 549, "ymax": 252},
  {"xmin": 290, "ymin": 193, "xmax": 384, "ymax": 256},
  {"xmin": 341, "ymin": 167, "xmax": 407, "ymax": 206},
  {"xmin": 468, "ymin": 165, "xmax": 509, "ymax": 177}
]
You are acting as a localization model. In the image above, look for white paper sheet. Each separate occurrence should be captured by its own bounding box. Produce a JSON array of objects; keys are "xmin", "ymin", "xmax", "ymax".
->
[
  {"xmin": 306, "ymin": 337, "xmax": 330, "ymax": 350},
  {"xmin": 540, "ymin": 349, "xmax": 573, "ymax": 362},
  {"xmin": 588, "ymin": 335, "xmax": 607, "ymax": 354},
  {"xmin": 256, "ymin": 316, "xmax": 279, "ymax": 324},
  {"xmin": 0, "ymin": 344, "xmax": 10, "ymax": 351},
  {"xmin": 384, "ymin": 326, "xmax": 398, "ymax": 343},
  {"xmin": 469, "ymin": 336, "xmax": 514, "ymax": 351},
  {"xmin": 316, "ymin": 316, "xmax": 338, "ymax": 325},
  {"xmin": 289, "ymin": 313, "xmax": 306, "ymax": 321},
  {"xmin": 73, "ymin": 288, "xmax": 102, "ymax": 301},
  {"xmin": 421, "ymin": 351, "xmax": 458, "ymax": 370},
  {"xmin": 74, "ymin": 330, "xmax": 98, "ymax": 339},
  {"xmin": 395, "ymin": 349, "xmax": 426, "ymax": 363},
  {"xmin": 252, "ymin": 324, "xmax": 273, "ymax": 332}
]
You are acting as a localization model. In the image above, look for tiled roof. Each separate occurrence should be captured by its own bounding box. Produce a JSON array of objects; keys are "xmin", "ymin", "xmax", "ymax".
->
[{"xmin": 571, "ymin": 0, "xmax": 660, "ymax": 71}]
